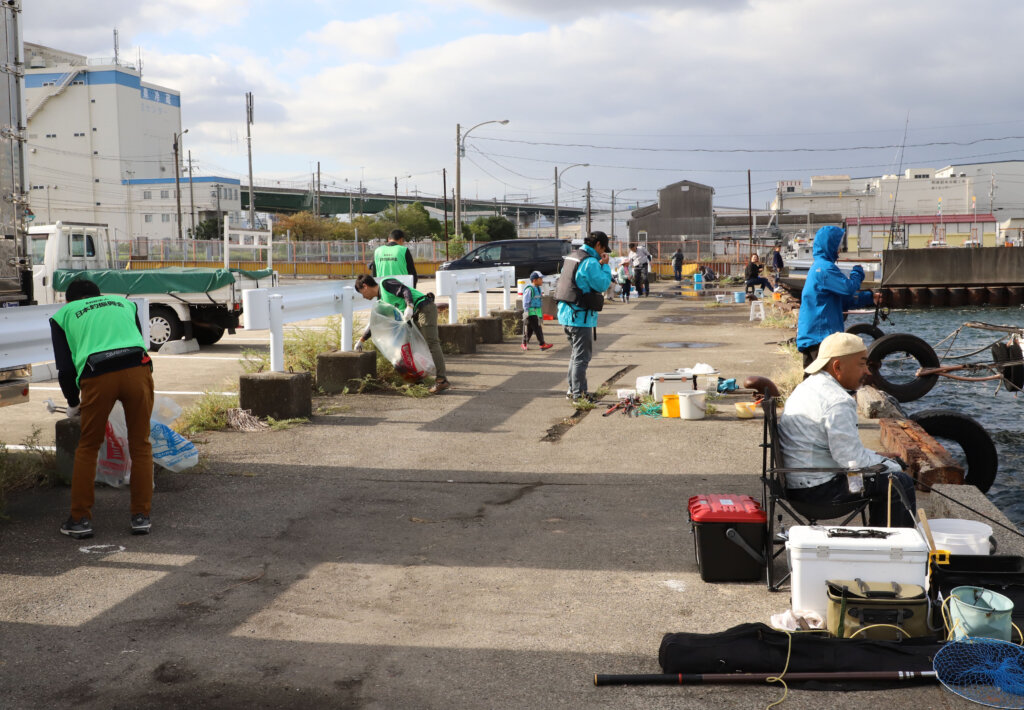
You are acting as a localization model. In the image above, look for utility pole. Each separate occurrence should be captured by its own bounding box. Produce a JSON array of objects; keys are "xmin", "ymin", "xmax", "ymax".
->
[
  {"xmin": 215, "ymin": 183, "xmax": 222, "ymax": 238},
  {"xmin": 394, "ymin": 175, "xmax": 399, "ymax": 225},
  {"xmin": 125, "ymin": 169, "xmax": 134, "ymax": 241},
  {"xmin": 455, "ymin": 123, "xmax": 462, "ymax": 236},
  {"xmin": 554, "ymin": 166, "xmax": 559, "ymax": 239},
  {"xmin": 173, "ymin": 132, "xmax": 184, "ymax": 240},
  {"xmin": 442, "ymin": 168, "xmax": 449, "ymax": 257},
  {"xmin": 316, "ymin": 161, "xmax": 321, "ymax": 217},
  {"xmin": 187, "ymin": 151, "xmax": 195, "ymax": 237},
  {"xmin": 610, "ymin": 190, "xmax": 616, "ymax": 241},
  {"xmin": 245, "ymin": 91, "xmax": 255, "ymax": 229},
  {"xmin": 747, "ymin": 168, "xmax": 752, "ymax": 255},
  {"xmin": 585, "ymin": 181, "xmax": 591, "ymax": 235}
]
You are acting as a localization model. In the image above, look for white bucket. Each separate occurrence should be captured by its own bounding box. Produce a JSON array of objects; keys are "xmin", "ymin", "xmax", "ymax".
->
[
  {"xmin": 678, "ymin": 391, "xmax": 706, "ymax": 420},
  {"xmin": 923, "ymin": 518, "xmax": 995, "ymax": 555}
]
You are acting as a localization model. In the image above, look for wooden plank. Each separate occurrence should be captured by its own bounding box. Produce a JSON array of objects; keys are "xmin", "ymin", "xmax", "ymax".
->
[{"xmin": 879, "ymin": 418, "xmax": 965, "ymax": 488}]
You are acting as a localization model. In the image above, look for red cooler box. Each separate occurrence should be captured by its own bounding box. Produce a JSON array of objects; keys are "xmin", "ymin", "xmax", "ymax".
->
[{"xmin": 688, "ymin": 494, "xmax": 767, "ymax": 582}]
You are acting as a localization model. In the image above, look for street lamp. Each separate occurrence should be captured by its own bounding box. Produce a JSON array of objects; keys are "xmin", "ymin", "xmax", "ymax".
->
[
  {"xmin": 172, "ymin": 128, "xmax": 188, "ymax": 240},
  {"xmin": 455, "ymin": 119, "xmax": 509, "ymax": 237},
  {"xmin": 554, "ymin": 163, "xmax": 588, "ymax": 239}
]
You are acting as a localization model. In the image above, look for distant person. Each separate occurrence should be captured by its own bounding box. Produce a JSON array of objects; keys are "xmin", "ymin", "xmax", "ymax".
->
[
  {"xmin": 521, "ymin": 271, "xmax": 552, "ymax": 351},
  {"xmin": 796, "ymin": 225, "xmax": 876, "ymax": 371},
  {"xmin": 771, "ymin": 244, "xmax": 785, "ymax": 289},
  {"xmin": 629, "ymin": 242, "xmax": 650, "ymax": 297},
  {"xmin": 354, "ymin": 274, "xmax": 450, "ymax": 394},
  {"xmin": 370, "ymin": 228, "xmax": 418, "ymax": 288},
  {"xmin": 699, "ymin": 264, "xmax": 717, "ymax": 282},
  {"xmin": 555, "ymin": 231, "xmax": 612, "ymax": 402},
  {"xmin": 614, "ymin": 259, "xmax": 632, "ymax": 302},
  {"xmin": 50, "ymin": 279, "xmax": 155, "ymax": 539},
  {"xmin": 778, "ymin": 332, "xmax": 916, "ymax": 527},
  {"xmin": 671, "ymin": 248, "xmax": 684, "ymax": 281},
  {"xmin": 744, "ymin": 254, "xmax": 773, "ymax": 295}
]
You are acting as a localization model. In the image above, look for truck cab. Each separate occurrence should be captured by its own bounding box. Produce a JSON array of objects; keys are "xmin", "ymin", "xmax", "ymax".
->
[{"xmin": 30, "ymin": 222, "xmax": 113, "ymax": 304}]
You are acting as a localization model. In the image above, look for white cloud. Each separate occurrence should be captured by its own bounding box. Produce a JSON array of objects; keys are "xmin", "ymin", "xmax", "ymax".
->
[{"xmin": 305, "ymin": 14, "xmax": 419, "ymax": 59}]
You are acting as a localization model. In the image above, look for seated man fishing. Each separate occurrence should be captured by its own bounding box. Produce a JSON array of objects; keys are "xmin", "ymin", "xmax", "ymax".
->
[{"xmin": 777, "ymin": 332, "xmax": 916, "ymax": 527}]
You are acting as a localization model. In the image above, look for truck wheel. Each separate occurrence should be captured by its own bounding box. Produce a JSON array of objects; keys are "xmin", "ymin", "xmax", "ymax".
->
[
  {"xmin": 194, "ymin": 325, "xmax": 225, "ymax": 346},
  {"xmin": 149, "ymin": 306, "xmax": 183, "ymax": 351}
]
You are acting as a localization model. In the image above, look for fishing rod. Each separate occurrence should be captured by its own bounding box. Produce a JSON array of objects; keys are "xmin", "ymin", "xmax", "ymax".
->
[{"xmin": 594, "ymin": 670, "xmax": 936, "ymax": 686}]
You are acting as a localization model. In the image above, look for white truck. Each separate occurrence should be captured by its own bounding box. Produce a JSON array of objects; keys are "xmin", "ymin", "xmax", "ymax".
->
[{"xmin": 30, "ymin": 221, "xmax": 277, "ymax": 349}]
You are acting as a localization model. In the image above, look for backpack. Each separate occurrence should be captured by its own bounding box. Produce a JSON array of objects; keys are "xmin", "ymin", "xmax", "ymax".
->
[{"xmin": 554, "ymin": 249, "xmax": 604, "ymax": 313}]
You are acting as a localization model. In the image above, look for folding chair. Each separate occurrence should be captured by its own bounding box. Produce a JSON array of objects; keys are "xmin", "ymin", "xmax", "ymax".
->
[{"xmin": 759, "ymin": 396, "xmax": 883, "ymax": 591}]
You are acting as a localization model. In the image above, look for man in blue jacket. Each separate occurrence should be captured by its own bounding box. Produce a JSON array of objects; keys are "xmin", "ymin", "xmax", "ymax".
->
[
  {"xmin": 556, "ymin": 231, "xmax": 612, "ymax": 402},
  {"xmin": 796, "ymin": 225, "xmax": 875, "ymax": 370}
]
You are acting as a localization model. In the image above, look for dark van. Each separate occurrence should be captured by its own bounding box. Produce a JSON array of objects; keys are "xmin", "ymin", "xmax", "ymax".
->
[{"xmin": 439, "ymin": 239, "xmax": 573, "ymax": 279}]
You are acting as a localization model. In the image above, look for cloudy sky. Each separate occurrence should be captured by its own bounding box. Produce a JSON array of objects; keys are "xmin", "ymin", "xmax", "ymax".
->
[{"xmin": 22, "ymin": 0, "xmax": 1024, "ymax": 212}]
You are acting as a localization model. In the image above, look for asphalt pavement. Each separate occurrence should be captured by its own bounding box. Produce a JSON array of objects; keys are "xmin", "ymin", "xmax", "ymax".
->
[{"xmin": 0, "ymin": 280, "xmax": 994, "ymax": 708}]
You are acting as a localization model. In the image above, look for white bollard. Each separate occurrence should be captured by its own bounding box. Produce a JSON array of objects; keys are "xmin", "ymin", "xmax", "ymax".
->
[
  {"xmin": 502, "ymin": 272, "xmax": 512, "ymax": 311},
  {"xmin": 340, "ymin": 286, "xmax": 354, "ymax": 352},
  {"xmin": 130, "ymin": 297, "xmax": 150, "ymax": 350},
  {"xmin": 268, "ymin": 294, "xmax": 285, "ymax": 372},
  {"xmin": 478, "ymin": 274, "xmax": 488, "ymax": 317}
]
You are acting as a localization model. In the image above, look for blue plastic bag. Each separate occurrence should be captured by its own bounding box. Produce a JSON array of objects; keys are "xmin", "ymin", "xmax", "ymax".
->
[{"xmin": 150, "ymin": 396, "xmax": 198, "ymax": 472}]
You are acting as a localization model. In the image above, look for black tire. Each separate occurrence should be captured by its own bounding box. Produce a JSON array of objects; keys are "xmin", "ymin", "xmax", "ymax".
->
[
  {"xmin": 1007, "ymin": 343, "xmax": 1024, "ymax": 392},
  {"xmin": 148, "ymin": 306, "xmax": 183, "ymax": 352},
  {"xmin": 867, "ymin": 333, "xmax": 940, "ymax": 402},
  {"xmin": 194, "ymin": 324, "xmax": 225, "ymax": 346},
  {"xmin": 909, "ymin": 409, "xmax": 998, "ymax": 493},
  {"xmin": 846, "ymin": 322, "xmax": 885, "ymax": 341}
]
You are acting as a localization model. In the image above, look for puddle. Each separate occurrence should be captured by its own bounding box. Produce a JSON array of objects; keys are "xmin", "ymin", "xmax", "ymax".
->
[
  {"xmin": 646, "ymin": 341, "xmax": 724, "ymax": 349},
  {"xmin": 650, "ymin": 316, "xmax": 693, "ymax": 324}
]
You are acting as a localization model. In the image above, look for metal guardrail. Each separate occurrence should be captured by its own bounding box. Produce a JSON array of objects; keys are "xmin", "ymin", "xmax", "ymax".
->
[
  {"xmin": 0, "ymin": 299, "xmax": 150, "ymax": 371},
  {"xmin": 434, "ymin": 267, "xmax": 516, "ymax": 325},
  {"xmin": 241, "ymin": 276, "xmax": 413, "ymax": 372}
]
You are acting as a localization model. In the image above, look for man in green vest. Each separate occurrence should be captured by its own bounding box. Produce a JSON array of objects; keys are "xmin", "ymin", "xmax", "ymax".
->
[
  {"xmin": 353, "ymin": 274, "xmax": 450, "ymax": 393},
  {"xmin": 49, "ymin": 279, "xmax": 155, "ymax": 539},
  {"xmin": 371, "ymin": 229, "xmax": 418, "ymax": 288}
]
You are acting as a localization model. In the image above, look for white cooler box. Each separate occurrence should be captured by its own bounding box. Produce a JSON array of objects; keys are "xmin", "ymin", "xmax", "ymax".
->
[
  {"xmin": 650, "ymin": 372, "xmax": 696, "ymax": 402},
  {"xmin": 786, "ymin": 525, "xmax": 929, "ymax": 618}
]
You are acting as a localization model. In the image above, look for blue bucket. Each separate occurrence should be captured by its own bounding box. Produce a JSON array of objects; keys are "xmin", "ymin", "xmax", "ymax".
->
[
  {"xmin": 694, "ymin": 273, "xmax": 703, "ymax": 285},
  {"xmin": 733, "ymin": 292, "xmax": 745, "ymax": 304}
]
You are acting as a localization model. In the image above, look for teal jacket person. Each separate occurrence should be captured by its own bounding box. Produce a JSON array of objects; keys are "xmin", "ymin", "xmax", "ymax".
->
[{"xmin": 556, "ymin": 244, "xmax": 612, "ymax": 328}]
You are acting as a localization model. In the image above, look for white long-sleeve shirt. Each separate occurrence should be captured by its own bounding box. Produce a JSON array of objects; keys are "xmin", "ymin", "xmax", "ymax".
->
[{"xmin": 777, "ymin": 372, "xmax": 901, "ymax": 488}]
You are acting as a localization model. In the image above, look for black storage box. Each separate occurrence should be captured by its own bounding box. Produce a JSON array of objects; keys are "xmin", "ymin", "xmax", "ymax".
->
[
  {"xmin": 929, "ymin": 554, "xmax": 1024, "ymax": 625},
  {"xmin": 688, "ymin": 494, "xmax": 767, "ymax": 582}
]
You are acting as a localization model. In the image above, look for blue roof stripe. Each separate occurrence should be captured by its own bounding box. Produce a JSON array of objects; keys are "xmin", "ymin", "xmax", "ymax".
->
[
  {"xmin": 25, "ymin": 69, "xmax": 179, "ymax": 107},
  {"xmin": 123, "ymin": 176, "xmax": 241, "ymax": 185}
]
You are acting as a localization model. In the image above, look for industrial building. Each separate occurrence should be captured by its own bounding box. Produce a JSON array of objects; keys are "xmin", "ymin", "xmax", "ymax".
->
[
  {"xmin": 628, "ymin": 180, "xmax": 714, "ymax": 258},
  {"xmin": 24, "ymin": 42, "xmax": 241, "ymax": 242}
]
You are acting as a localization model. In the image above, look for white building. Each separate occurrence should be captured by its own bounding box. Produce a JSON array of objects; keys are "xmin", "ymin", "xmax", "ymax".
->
[{"xmin": 24, "ymin": 42, "xmax": 241, "ymax": 241}]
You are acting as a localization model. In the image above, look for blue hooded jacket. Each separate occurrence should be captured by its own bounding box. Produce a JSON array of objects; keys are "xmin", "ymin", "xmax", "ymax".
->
[
  {"xmin": 796, "ymin": 225, "xmax": 874, "ymax": 350},
  {"xmin": 557, "ymin": 244, "xmax": 612, "ymax": 328}
]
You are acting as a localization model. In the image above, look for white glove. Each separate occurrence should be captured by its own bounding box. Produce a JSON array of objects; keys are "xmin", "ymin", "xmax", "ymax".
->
[
  {"xmin": 403, "ymin": 306, "xmax": 414, "ymax": 322},
  {"xmin": 354, "ymin": 340, "xmax": 364, "ymax": 351},
  {"xmin": 66, "ymin": 404, "xmax": 80, "ymax": 418}
]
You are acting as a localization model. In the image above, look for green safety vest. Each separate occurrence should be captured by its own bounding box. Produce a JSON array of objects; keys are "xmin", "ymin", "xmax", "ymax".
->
[
  {"xmin": 52, "ymin": 295, "xmax": 145, "ymax": 384},
  {"xmin": 374, "ymin": 243, "xmax": 412, "ymax": 308},
  {"xmin": 381, "ymin": 278, "xmax": 428, "ymax": 311},
  {"xmin": 525, "ymin": 284, "xmax": 543, "ymax": 317}
]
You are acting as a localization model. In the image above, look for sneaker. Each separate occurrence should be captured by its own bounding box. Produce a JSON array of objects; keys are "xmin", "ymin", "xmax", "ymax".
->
[
  {"xmin": 539, "ymin": 343, "xmax": 553, "ymax": 350},
  {"xmin": 429, "ymin": 378, "xmax": 451, "ymax": 394},
  {"xmin": 60, "ymin": 517, "xmax": 93, "ymax": 539},
  {"xmin": 521, "ymin": 343, "xmax": 528, "ymax": 351},
  {"xmin": 130, "ymin": 514, "xmax": 151, "ymax": 535}
]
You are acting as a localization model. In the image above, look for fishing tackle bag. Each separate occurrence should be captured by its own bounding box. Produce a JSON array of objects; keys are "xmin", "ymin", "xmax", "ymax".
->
[{"xmin": 826, "ymin": 578, "xmax": 930, "ymax": 640}]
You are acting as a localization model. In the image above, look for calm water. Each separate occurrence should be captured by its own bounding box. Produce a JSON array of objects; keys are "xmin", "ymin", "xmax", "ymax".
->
[{"xmin": 846, "ymin": 307, "xmax": 1024, "ymax": 528}]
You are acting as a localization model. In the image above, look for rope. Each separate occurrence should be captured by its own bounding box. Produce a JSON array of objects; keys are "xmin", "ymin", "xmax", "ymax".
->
[
  {"xmin": 765, "ymin": 629, "xmax": 792, "ymax": 710},
  {"xmin": 916, "ymin": 479, "xmax": 1024, "ymax": 542}
]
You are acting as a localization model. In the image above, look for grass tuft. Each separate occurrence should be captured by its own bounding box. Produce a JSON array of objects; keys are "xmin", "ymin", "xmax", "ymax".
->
[
  {"xmin": 0, "ymin": 428, "xmax": 58, "ymax": 515},
  {"xmin": 173, "ymin": 391, "xmax": 240, "ymax": 436},
  {"xmin": 265, "ymin": 417, "xmax": 309, "ymax": 431}
]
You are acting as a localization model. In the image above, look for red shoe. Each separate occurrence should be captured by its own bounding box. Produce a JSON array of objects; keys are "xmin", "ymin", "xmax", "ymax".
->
[
  {"xmin": 521, "ymin": 343, "xmax": 528, "ymax": 351},
  {"xmin": 539, "ymin": 343, "xmax": 553, "ymax": 350}
]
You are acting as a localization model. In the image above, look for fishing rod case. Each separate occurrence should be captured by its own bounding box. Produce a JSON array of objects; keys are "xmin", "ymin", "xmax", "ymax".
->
[
  {"xmin": 659, "ymin": 623, "xmax": 943, "ymax": 684},
  {"xmin": 929, "ymin": 554, "xmax": 1024, "ymax": 627},
  {"xmin": 825, "ymin": 579, "xmax": 930, "ymax": 640}
]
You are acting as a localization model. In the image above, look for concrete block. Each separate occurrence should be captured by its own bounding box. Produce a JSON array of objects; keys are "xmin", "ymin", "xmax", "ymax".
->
[
  {"xmin": 491, "ymin": 309, "xmax": 523, "ymax": 336},
  {"xmin": 469, "ymin": 316, "xmax": 503, "ymax": 344},
  {"xmin": 239, "ymin": 371, "xmax": 312, "ymax": 420},
  {"xmin": 316, "ymin": 350, "xmax": 377, "ymax": 394},
  {"xmin": 438, "ymin": 323, "xmax": 477, "ymax": 354},
  {"xmin": 160, "ymin": 338, "xmax": 200, "ymax": 354},
  {"xmin": 30, "ymin": 362, "xmax": 58, "ymax": 383},
  {"xmin": 55, "ymin": 416, "xmax": 80, "ymax": 486}
]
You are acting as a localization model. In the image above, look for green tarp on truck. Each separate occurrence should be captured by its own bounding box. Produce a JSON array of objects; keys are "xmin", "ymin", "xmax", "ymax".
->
[{"xmin": 52, "ymin": 267, "xmax": 274, "ymax": 294}]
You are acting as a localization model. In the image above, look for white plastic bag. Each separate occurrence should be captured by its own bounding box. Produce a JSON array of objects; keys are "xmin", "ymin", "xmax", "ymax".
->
[
  {"xmin": 96, "ymin": 402, "xmax": 131, "ymax": 487},
  {"xmin": 368, "ymin": 301, "xmax": 436, "ymax": 382},
  {"xmin": 150, "ymin": 396, "xmax": 198, "ymax": 472}
]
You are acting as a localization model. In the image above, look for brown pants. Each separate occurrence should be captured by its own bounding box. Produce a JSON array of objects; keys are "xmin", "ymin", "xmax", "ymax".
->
[{"xmin": 72, "ymin": 365, "xmax": 155, "ymax": 520}]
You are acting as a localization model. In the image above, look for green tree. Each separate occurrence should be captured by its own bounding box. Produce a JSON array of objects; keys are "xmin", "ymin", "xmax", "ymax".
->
[
  {"xmin": 379, "ymin": 202, "xmax": 443, "ymax": 239},
  {"xmin": 189, "ymin": 218, "xmax": 220, "ymax": 240},
  {"xmin": 468, "ymin": 215, "xmax": 516, "ymax": 242}
]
